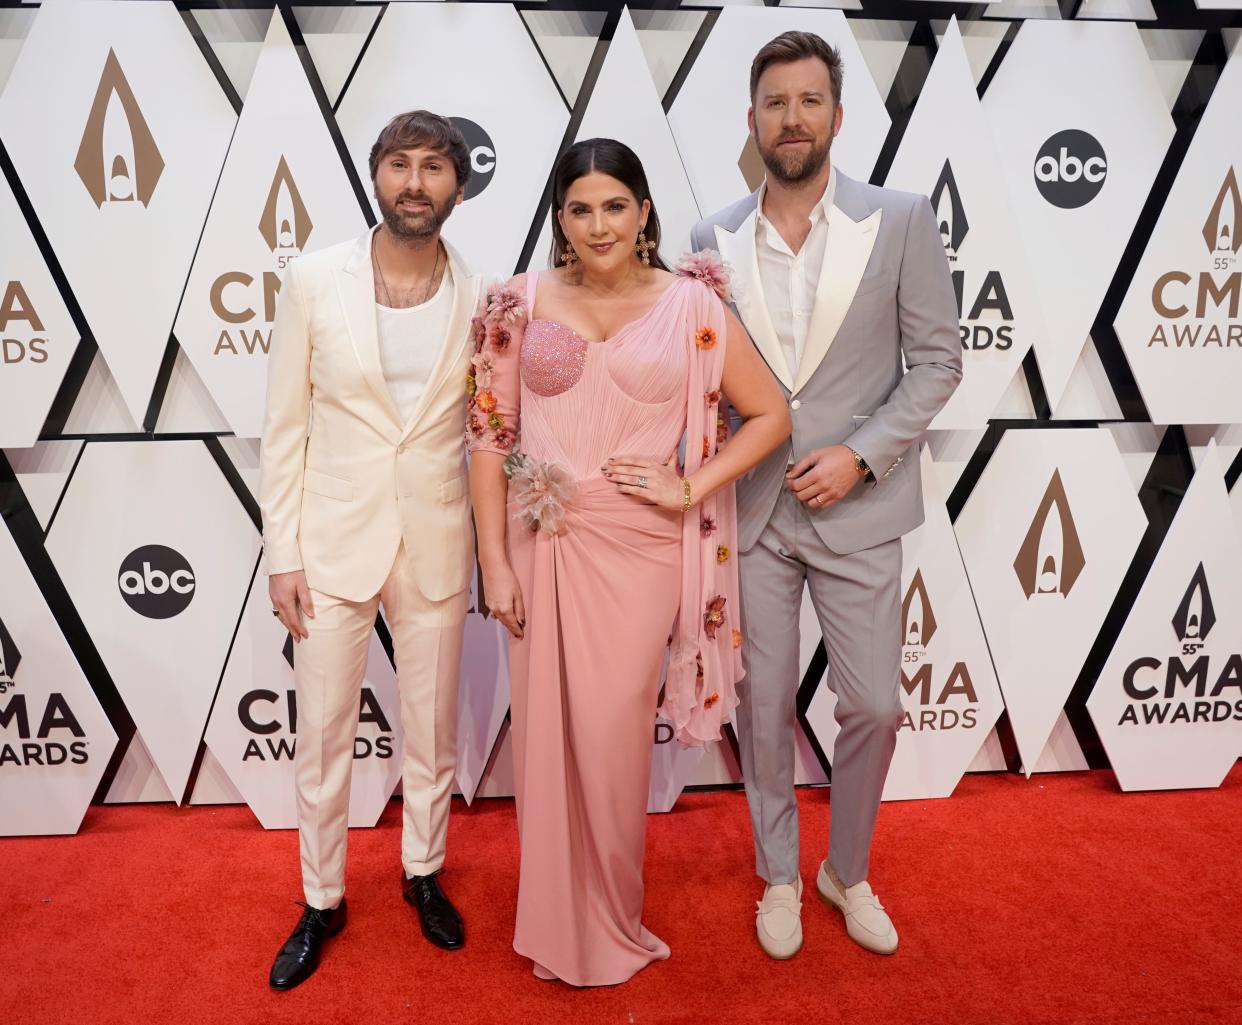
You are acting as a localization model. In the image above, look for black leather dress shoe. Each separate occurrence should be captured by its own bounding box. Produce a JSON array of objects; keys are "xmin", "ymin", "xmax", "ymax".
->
[
  {"xmin": 269, "ymin": 898, "xmax": 348, "ymax": 990},
  {"xmin": 402, "ymin": 872, "xmax": 464, "ymax": 950}
]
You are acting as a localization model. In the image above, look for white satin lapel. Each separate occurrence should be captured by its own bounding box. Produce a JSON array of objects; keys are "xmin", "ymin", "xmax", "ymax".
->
[
  {"xmin": 792, "ymin": 205, "xmax": 882, "ymax": 396},
  {"xmin": 715, "ymin": 214, "xmax": 793, "ymax": 391},
  {"xmin": 337, "ymin": 228, "xmax": 403, "ymax": 433},
  {"xmin": 400, "ymin": 243, "xmax": 476, "ymax": 439}
]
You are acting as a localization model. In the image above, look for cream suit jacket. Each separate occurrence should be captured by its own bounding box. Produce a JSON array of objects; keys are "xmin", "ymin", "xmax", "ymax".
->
[{"xmin": 259, "ymin": 226, "xmax": 482, "ymax": 603}]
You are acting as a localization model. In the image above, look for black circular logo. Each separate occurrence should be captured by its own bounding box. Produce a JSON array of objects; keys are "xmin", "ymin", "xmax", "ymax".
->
[
  {"xmin": 1033, "ymin": 130, "xmax": 1108, "ymax": 209},
  {"xmin": 450, "ymin": 117, "xmax": 496, "ymax": 200},
  {"xmin": 118, "ymin": 545, "xmax": 196, "ymax": 619}
]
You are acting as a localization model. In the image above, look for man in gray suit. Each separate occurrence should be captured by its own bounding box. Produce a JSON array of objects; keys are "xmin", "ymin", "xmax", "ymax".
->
[{"xmin": 691, "ymin": 31, "xmax": 960, "ymax": 960}]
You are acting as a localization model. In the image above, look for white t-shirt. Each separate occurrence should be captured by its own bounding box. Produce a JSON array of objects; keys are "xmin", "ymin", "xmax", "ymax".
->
[{"xmin": 376, "ymin": 267, "xmax": 454, "ymax": 424}]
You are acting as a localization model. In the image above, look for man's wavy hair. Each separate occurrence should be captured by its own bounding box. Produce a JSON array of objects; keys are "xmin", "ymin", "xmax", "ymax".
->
[{"xmin": 368, "ymin": 110, "xmax": 471, "ymax": 189}]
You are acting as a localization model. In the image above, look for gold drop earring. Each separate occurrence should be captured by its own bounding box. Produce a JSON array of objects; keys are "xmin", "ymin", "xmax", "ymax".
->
[
  {"xmin": 635, "ymin": 230, "xmax": 655, "ymax": 266},
  {"xmin": 560, "ymin": 244, "xmax": 578, "ymax": 265}
]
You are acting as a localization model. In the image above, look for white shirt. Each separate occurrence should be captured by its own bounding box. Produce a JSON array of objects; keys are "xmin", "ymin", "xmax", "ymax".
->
[
  {"xmin": 754, "ymin": 168, "xmax": 836, "ymax": 378},
  {"xmin": 376, "ymin": 267, "xmax": 454, "ymax": 424}
]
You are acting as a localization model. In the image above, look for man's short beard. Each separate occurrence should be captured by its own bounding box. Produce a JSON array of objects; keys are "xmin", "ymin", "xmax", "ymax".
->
[
  {"xmin": 757, "ymin": 134, "xmax": 832, "ymax": 185},
  {"xmin": 376, "ymin": 191, "xmax": 454, "ymax": 241}
]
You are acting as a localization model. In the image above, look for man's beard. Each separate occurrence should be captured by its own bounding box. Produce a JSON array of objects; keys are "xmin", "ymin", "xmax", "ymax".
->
[
  {"xmin": 757, "ymin": 131, "xmax": 832, "ymax": 185},
  {"xmin": 376, "ymin": 190, "xmax": 454, "ymax": 241}
]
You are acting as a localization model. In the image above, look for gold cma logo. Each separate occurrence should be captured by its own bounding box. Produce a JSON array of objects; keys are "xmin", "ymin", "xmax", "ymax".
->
[
  {"xmin": 1202, "ymin": 167, "xmax": 1241, "ymax": 256},
  {"xmin": 74, "ymin": 49, "xmax": 164, "ymax": 208},
  {"xmin": 210, "ymin": 157, "xmax": 311, "ymax": 357},
  {"xmin": 902, "ymin": 570, "xmax": 937, "ymax": 648},
  {"xmin": 258, "ymin": 157, "xmax": 313, "ymax": 253},
  {"xmin": 1014, "ymin": 469, "xmax": 1086, "ymax": 599}
]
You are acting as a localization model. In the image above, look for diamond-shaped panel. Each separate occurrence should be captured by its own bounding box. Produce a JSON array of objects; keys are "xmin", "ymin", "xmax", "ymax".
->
[
  {"xmin": 982, "ymin": 21, "xmax": 1174, "ymax": 413},
  {"xmin": 0, "ymin": 518, "xmax": 117, "ymax": 835},
  {"xmin": 1114, "ymin": 49, "xmax": 1242, "ymax": 424},
  {"xmin": 0, "ymin": 167, "xmax": 80, "ymax": 448},
  {"xmin": 0, "ymin": 0, "xmax": 236, "ymax": 425},
  {"xmin": 955, "ymin": 428, "xmax": 1147, "ymax": 775},
  {"xmin": 885, "ymin": 18, "xmax": 1043, "ymax": 429},
  {"xmin": 1088, "ymin": 442, "xmax": 1242, "ymax": 791},
  {"xmin": 175, "ymin": 10, "xmax": 366, "ymax": 439},
  {"xmin": 44, "ymin": 440, "xmax": 260, "ymax": 801}
]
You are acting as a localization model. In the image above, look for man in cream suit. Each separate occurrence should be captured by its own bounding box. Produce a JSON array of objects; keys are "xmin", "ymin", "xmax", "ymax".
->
[
  {"xmin": 692, "ymin": 33, "xmax": 960, "ymax": 960},
  {"xmin": 261, "ymin": 111, "xmax": 482, "ymax": 989}
]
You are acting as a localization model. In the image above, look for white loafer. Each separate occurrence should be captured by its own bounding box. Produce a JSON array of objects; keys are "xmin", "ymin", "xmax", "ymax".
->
[
  {"xmin": 755, "ymin": 877, "xmax": 803, "ymax": 960},
  {"xmin": 816, "ymin": 861, "xmax": 898, "ymax": 955}
]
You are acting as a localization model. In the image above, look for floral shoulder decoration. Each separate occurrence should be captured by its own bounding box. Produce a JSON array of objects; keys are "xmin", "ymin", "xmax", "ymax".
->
[
  {"xmin": 675, "ymin": 249, "xmax": 733, "ymax": 303},
  {"xmin": 466, "ymin": 282, "xmax": 527, "ymax": 452}
]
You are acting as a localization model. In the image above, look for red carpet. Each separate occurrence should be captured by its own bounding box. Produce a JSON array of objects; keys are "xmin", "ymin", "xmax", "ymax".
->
[{"xmin": 4, "ymin": 766, "xmax": 1242, "ymax": 1025}]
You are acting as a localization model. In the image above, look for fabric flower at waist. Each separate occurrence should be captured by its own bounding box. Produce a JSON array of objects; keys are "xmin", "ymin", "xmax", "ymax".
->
[{"xmin": 504, "ymin": 453, "xmax": 574, "ymax": 536}]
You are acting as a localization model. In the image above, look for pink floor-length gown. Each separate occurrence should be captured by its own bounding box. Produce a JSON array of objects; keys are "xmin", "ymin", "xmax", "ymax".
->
[{"xmin": 467, "ymin": 263, "xmax": 743, "ymax": 987}]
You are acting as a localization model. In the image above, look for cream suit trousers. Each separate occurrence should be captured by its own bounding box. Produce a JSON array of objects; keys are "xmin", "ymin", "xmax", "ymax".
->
[{"xmin": 294, "ymin": 542, "xmax": 467, "ymax": 909}]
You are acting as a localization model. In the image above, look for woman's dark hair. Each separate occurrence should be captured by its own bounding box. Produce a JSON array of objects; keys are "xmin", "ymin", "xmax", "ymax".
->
[{"xmin": 549, "ymin": 138, "xmax": 670, "ymax": 271}]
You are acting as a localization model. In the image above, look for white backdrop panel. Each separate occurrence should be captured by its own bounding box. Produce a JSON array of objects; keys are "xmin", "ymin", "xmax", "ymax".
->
[
  {"xmin": 176, "ymin": 10, "xmax": 367, "ymax": 440},
  {"xmin": 1115, "ymin": 48, "xmax": 1242, "ymax": 424},
  {"xmin": 1088, "ymin": 442, "xmax": 1242, "ymax": 791},
  {"xmin": 982, "ymin": 21, "xmax": 1173, "ymax": 413},
  {"xmin": 0, "ymin": 519, "xmax": 117, "ymax": 836},
  {"xmin": 885, "ymin": 18, "xmax": 1042, "ymax": 430},
  {"xmin": 0, "ymin": 0, "xmax": 236, "ymax": 426},
  {"xmin": 44, "ymin": 441, "xmax": 259, "ymax": 801},
  {"xmin": 955, "ymin": 429, "xmax": 1146, "ymax": 774}
]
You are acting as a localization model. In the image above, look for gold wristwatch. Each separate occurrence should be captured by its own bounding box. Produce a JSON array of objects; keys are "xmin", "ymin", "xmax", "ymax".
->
[{"xmin": 848, "ymin": 447, "xmax": 872, "ymax": 479}]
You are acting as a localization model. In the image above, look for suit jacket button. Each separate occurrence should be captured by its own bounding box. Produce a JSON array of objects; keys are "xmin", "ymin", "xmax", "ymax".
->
[{"xmin": 790, "ymin": 399, "xmax": 801, "ymax": 411}]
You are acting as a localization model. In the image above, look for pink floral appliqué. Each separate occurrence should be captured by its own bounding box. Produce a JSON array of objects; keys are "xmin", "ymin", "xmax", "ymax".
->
[
  {"xmin": 486, "ymin": 286, "xmax": 527, "ymax": 325},
  {"xmin": 506, "ymin": 454, "xmax": 574, "ymax": 536},
  {"xmin": 471, "ymin": 351, "xmax": 495, "ymax": 391},
  {"xmin": 675, "ymin": 250, "xmax": 733, "ymax": 302},
  {"xmin": 703, "ymin": 595, "xmax": 727, "ymax": 641}
]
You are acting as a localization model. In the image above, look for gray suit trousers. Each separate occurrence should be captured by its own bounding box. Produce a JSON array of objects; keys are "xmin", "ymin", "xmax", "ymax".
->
[{"xmin": 737, "ymin": 484, "xmax": 902, "ymax": 889}]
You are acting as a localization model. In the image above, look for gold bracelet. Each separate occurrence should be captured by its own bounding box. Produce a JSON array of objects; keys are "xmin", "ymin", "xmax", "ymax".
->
[{"xmin": 681, "ymin": 477, "xmax": 693, "ymax": 512}]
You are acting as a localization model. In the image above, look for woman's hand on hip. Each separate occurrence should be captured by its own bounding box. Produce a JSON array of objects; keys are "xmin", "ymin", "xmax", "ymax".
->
[{"xmin": 604, "ymin": 454, "xmax": 683, "ymax": 511}]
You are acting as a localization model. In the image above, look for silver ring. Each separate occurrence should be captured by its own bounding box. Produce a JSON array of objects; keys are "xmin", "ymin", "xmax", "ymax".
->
[{"xmin": 638, "ymin": 476, "xmax": 648, "ymax": 489}]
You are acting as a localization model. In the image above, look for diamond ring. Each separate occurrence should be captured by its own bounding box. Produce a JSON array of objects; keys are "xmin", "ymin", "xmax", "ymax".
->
[{"xmin": 638, "ymin": 476, "xmax": 648, "ymax": 489}]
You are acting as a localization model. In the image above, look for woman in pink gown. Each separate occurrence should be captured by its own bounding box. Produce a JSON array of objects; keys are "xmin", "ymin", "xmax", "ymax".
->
[{"xmin": 467, "ymin": 139, "xmax": 789, "ymax": 987}]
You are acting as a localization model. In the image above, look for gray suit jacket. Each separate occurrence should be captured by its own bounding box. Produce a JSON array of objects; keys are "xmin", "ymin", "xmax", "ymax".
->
[{"xmin": 691, "ymin": 171, "xmax": 961, "ymax": 555}]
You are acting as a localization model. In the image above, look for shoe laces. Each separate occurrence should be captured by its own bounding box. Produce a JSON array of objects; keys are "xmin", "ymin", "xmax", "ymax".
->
[{"xmin": 294, "ymin": 901, "xmax": 330, "ymax": 929}]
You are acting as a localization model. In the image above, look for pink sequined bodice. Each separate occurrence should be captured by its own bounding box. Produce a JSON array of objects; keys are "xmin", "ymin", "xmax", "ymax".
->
[{"xmin": 516, "ymin": 277, "xmax": 691, "ymax": 481}]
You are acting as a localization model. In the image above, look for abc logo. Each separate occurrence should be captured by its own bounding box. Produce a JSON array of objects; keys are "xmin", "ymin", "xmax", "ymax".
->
[
  {"xmin": 1034, "ymin": 130, "xmax": 1108, "ymax": 209},
  {"xmin": 118, "ymin": 545, "xmax": 196, "ymax": 619},
  {"xmin": 449, "ymin": 117, "xmax": 496, "ymax": 201}
]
